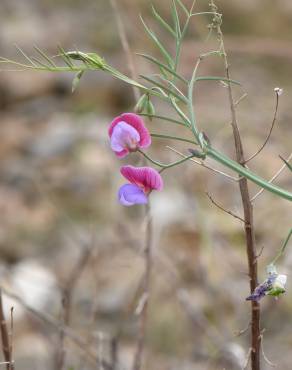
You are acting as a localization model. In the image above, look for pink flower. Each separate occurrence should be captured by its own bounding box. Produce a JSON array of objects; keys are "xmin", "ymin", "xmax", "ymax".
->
[
  {"xmin": 109, "ymin": 113, "xmax": 151, "ymax": 158},
  {"xmin": 118, "ymin": 165, "xmax": 163, "ymax": 206}
]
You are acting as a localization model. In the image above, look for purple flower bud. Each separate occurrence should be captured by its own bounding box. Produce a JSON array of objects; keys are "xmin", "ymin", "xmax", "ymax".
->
[{"xmin": 246, "ymin": 274, "xmax": 277, "ymax": 301}]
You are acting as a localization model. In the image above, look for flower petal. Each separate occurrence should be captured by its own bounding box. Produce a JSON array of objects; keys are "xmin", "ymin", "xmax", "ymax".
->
[
  {"xmin": 276, "ymin": 274, "xmax": 287, "ymax": 286},
  {"xmin": 110, "ymin": 121, "xmax": 140, "ymax": 152},
  {"xmin": 120, "ymin": 113, "xmax": 151, "ymax": 148},
  {"xmin": 120, "ymin": 165, "xmax": 163, "ymax": 192},
  {"xmin": 115, "ymin": 149, "xmax": 129, "ymax": 158},
  {"xmin": 118, "ymin": 184, "xmax": 148, "ymax": 206},
  {"xmin": 108, "ymin": 113, "xmax": 151, "ymax": 149}
]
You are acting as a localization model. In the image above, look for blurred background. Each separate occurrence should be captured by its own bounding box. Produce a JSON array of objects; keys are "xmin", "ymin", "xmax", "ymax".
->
[{"xmin": 0, "ymin": 0, "xmax": 291, "ymax": 369}]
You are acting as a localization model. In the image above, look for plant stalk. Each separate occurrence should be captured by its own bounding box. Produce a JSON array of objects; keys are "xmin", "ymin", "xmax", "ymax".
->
[{"xmin": 209, "ymin": 1, "xmax": 261, "ymax": 368}]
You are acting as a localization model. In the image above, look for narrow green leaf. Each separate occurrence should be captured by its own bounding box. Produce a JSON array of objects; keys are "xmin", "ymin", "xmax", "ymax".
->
[
  {"xmin": 31, "ymin": 56, "xmax": 52, "ymax": 69},
  {"xmin": 0, "ymin": 57, "xmax": 39, "ymax": 70},
  {"xmin": 106, "ymin": 66, "xmax": 146, "ymax": 89},
  {"xmin": 57, "ymin": 45, "xmax": 75, "ymax": 68},
  {"xmin": 33, "ymin": 45, "xmax": 57, "ymax": 67},
  {"xmin": 190, "ymin": 11, "xmax": 221, "ymax": 17},
  {"xmin": 151, "ymin": 5, "xmax": 176, "ymax": 38},
  {"xmin": 156, "ymin": 74, "xmax": 185, "ymax": 97},
  {"xmin": 175, "ymin": 0, "xmax": 189, "ymax": 17},
  {"xmin": 188, "ymin": 66, "xmax": 200, "ymax": 139},
  {"xmin": 86, "ymin": 53, "xmax": 107, "ymax": 69},
  {"xmin": 139, "ymin": 113, "xmax": 186, "ymax": 126},
  {"xmin": 140, "ymin": 74, "xmax": 187, "ymax": 104},
  {"xmin": 14, "ymin": 44, "xmax": 37, "ymax": 67},
  {"xmin": 195, "ymin": 76, "xmax": 241, "ymax": 86},
  {"xmin": 105, "ymin": 66, "xmax": 170, "ymax": 102},
  {"xmin": 137, "ymin": 53, "xmax": 187, "ymax": 83},
  {"xmin": 151, "ymin": 132, "xmax": 197, "ymax": 145},
  {"xmin": 140, "ymin": 16, "xmax": 174, "ymax": 68},
  {"xmin": 170, "ymin": 97, "xmax": 191, "ymax": 126},
  {"xmin": 171, "ymin": 0, "xmax": 181, "ymax": 38}
]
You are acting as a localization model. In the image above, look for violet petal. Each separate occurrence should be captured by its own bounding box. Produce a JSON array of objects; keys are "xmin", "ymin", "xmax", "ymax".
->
[{"xmin": 118, "ymin": 184, "xmax": 148, "ymax": 206}]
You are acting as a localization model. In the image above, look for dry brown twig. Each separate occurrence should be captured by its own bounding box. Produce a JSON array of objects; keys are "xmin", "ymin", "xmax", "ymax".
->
[
  {"xmin": 109, "ymin": 0, "xmax": 139, "ymax": 103},
  {"xmin": 251, "ymin": 152, "xmax": 292, "ymax": 202},
  {"xmin": 206, "ymin": 192, "xmax": 245, "ymax": 222},
  {"xmin": 132, "ymin": 204, "xmax": 153, "ymax": 370},
  {"xmin": 209, "ymin": 1, "xmax": 261, "ymax": 369},
  {"xmin": 244, "ymin": 91, "xmax": 280, "ymax": 164},
  {"xmin": 0, "ymin": 291, "xmax": 13, "ymax": 370},
  {"xmin": 259, "ymin": 329, "xmax": 276, "ymax": 368},
  {"xmin": 166, "ymin": 146, "xmax": 239, "ymax": 181},
  {"xmin": 243, "ymin": 348, "xmax": 253, "ymax": 370},
  {"xmin": 56, "ymin": 232, "xmax": 96, "ymax": 370},
  {"xmin": 0, "ymin": 286, "xmax": 112, "ymax": 370},
  {"xmin": 234, "ymin": 321, "xmax": 251, "ymax": 337}
]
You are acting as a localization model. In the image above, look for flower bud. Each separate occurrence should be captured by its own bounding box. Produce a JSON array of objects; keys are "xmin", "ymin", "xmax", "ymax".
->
[
  {"xmin": 134, "ymin": 94, "xmax": 148, "ymax": 114},
  {"xmin": 146, "ymin": 99, "xmax": 155, "ymax": 119}
]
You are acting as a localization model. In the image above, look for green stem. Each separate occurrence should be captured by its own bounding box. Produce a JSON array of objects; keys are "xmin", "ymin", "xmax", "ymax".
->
[
  {"xmin": 207, "ymin": 146, "xmax": 292, "ymax": 201},
  {"xmin": 150, "ymin": 133, "xmax": 197, "ymax": 145},
  {"xmin": 188, "ymin": 59, "xmax": 201, "ymax": 140},
  {"xmin": 139, "ymin": 113, "xmax": 186, "ymax": 127},
  {"xmin": 271, "ymin": 228, "xmax": 292, "ymax": 265},
  {"xmin": 138, "ymin": 150, "xmax": 194, "ymax": 170}
]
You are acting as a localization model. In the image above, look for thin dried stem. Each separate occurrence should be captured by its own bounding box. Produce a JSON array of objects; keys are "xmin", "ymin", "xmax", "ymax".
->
[
  {"xmin": 166, "ymin": 146, "xmax": 239, "ymax": 181},
  {"xmin": 245, "ymin": 92, "xmax": 280, "ymax": 163},
  {"xmin": 132, "ymin": 205, "xmax": 153, "ymax": 370},
  {"xmin": 55, "ymin": 238, "xmax": 95, "ymax": 370},
  {"xmin": 110, "ymin": 337, "xmax": 119, "ymax": 370},
  {"xmin": 206, "ymin": 192, "xmax": 245, "ymax": 222},
  {"xmin": 209, "ymin": 2, "xmax": 261, "ymax": 369},
  {"xmin": 0, "ymin": 286, "xmax": 112, "ymax": 369},
  {"xmin": 0, "ymin": 291, "xmax": 13, "ymax": 370},
  {"xmin": 251, "ymin": 152, "xmax": 292, "ymax": 202},
  {"xmin": 234, "ymin": 321, "xmax": 251, "ymax": 337},
  {"xmin": 243, "ymin": 348, "xmax": 253, "ymax": 370},
  {"xmin": 258, "ymin": 330, "xmax": 276, "ymax": 368},
  {"xmin": 109, "ymin": 0, "xmax": 140, "ymax": 102}
]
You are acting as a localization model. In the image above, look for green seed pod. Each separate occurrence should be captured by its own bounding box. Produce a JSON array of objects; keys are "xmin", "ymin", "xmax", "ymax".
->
[
  {"xmin": 146, "ymin": 99, "xmax": 155, "ymax": 118},
  {"xmin": 72, "ymin": 70, "xmax": 84, "ymax": 93},
  {"xmin": 134, "ymin": 94, "xmax": 148, "ymax": 114}
]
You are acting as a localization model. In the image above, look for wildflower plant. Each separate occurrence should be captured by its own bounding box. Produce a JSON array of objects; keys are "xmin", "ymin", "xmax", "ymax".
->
[{"xmin": 1, "ymin": 0, "xmax": 291, "ymax": 369}]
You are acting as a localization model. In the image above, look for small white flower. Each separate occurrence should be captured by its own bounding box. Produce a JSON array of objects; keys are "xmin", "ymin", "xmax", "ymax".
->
[
  {"xmin": 274, "ymin": 274, "xmax": 287, "ymax": 289},
  {"xmin": 274, "ymin": 87, "xmax": 283, "ymax": 96}
]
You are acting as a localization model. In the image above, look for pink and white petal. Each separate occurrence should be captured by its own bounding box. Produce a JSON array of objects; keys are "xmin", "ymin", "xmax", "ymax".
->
[
  {"xmin": 120, "ymin": 113, "xmax": 151, "ymax": 148},
  {"xmin": 108, "ymin": 115, "xmax": 123, "ymax": 138},
  {"xmin": 120, "ymin": 166, "xmax": 163, "ymax": 191},
  {"xmin": 110, "ymin": 122, "xmax": 140, "ymax": 152}
]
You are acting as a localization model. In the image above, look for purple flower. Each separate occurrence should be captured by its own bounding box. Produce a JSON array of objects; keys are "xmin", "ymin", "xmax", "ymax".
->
[
  {"xmin": 109, "ymin": 113, "xmax": 151, "ymax": 158},
  {"xmin": 246, "ymin": 274, "xmax": 277, "ymax": 302},
  {"xmin": 118, "ymin": 165, "xmax": 163, "ymax": 206}
]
